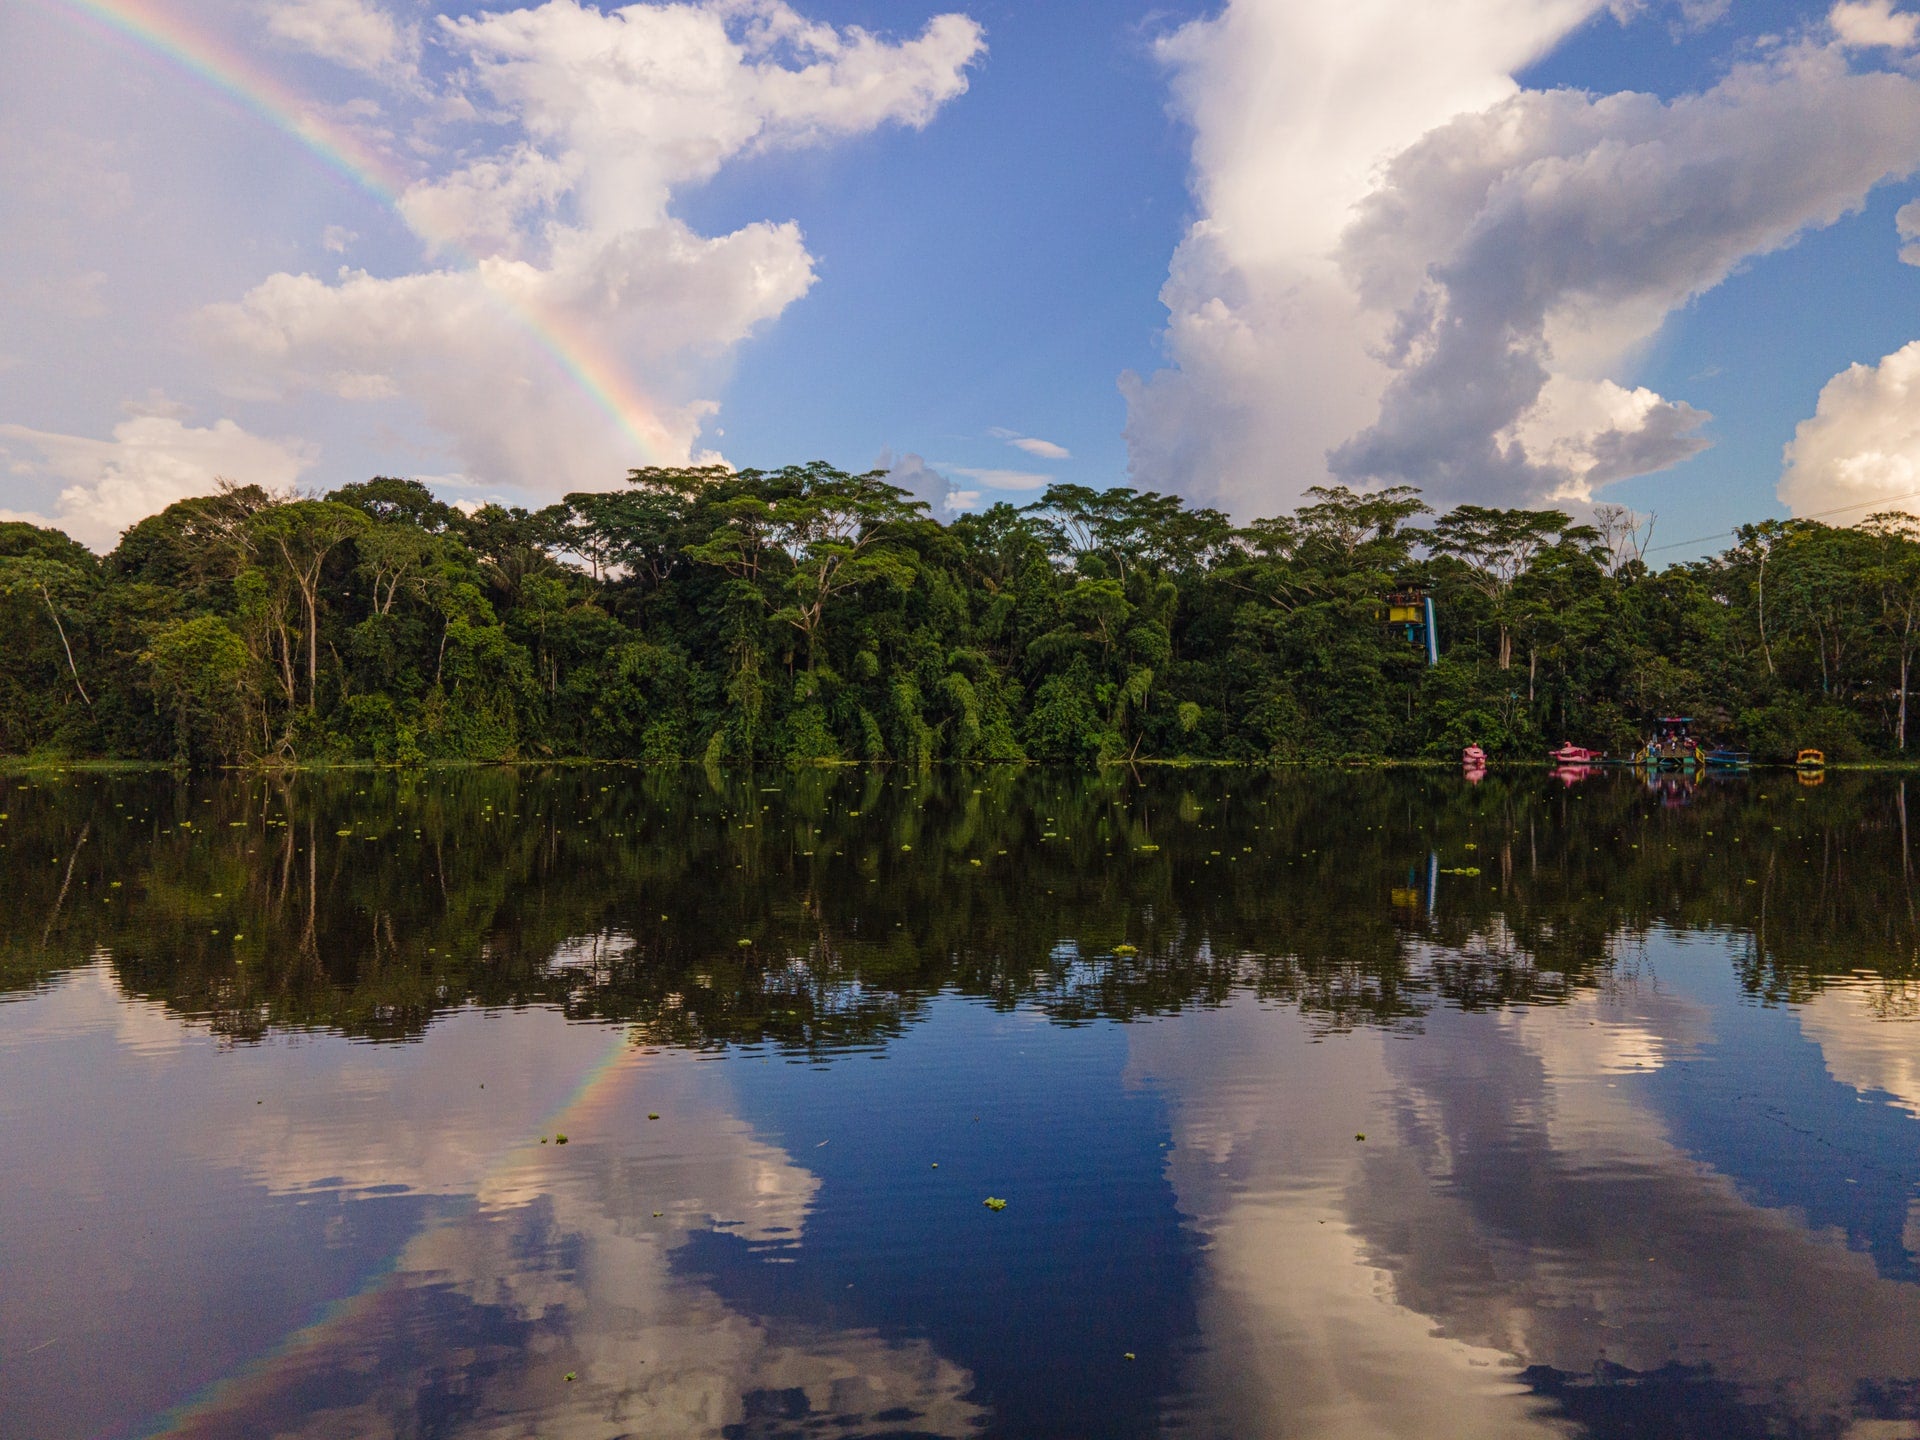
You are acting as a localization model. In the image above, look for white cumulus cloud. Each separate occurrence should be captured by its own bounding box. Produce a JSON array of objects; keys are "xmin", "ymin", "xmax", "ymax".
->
[
  {"xmin": 1332, "ymin": 47, "xmax": 1920, "ymax": 505},
  {"xmin": 989, "ymin": 428, "xmax": 1071, "ymax": 460},
  {"xmin": 1123, "ymin": 0, "xmax": 1611, "ymax": 517},
  {"xmin": 397, "ymin": 145, "xmax": 582, "ymax": 258},
  {"xmin": 1830, "ymin": 0, "xmax": 1920, "ymax": 50},
  {"xmin": 261, "ymin": 0, "xmax": 421, "ymax": 80},
  {"xmin": 944, "ymin": 465, "xmax": 1053, "ymax": 491},
  {"xmin": 0, "ymin": 414, "xmax": 314, "ymax": 549},
  {"xmin": 202, "ymin": 218, "xmax": 810, "ymax": 486},
  {"xmin": 1899, "ymin": 198, "xmax": 1920, "ymax": 264},
  {"xmin": 879, "ymin": 449, "xmax": 978, "ymax": 515},
  {"xmin": 437, "ymin": 0, "xmax": 984, "ymax": 235},
  {"xmin": 1126, "ymin": 0, "xmax": 1920, "ymax": 518},
  {"xmin": 1780, "ymin": 340, "xmax": 1920, "ymax": 519},
  {"xmin": 208, "ymin": 0, "xmax": 985, "ymax": 501}
]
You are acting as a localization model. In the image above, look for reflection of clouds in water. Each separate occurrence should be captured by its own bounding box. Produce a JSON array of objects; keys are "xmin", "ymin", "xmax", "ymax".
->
[
  {"xmin": 213, "ymin": 1093, "xmax": 981, "ymax": 1437},
  {"xmin": 540, "ymin": 928, "xmax": 638, "ymax": 980},
  {"xmin": 21, "ymin": 922, "xmax": 1920, "ymax": 1437},
  {"xmin": 26, "ymin": 969, "xmax": 980, "ymax": 1439},
  {"xmin": 243, "ymin": 1196, "xmax": 981, "ymax": 1439},
  {"xmin": 1196, "ymin": 1190, "xmax": 1569, "ymax": 1440},
  {"xmin": 1499, "ymin": 984, "xmax": 1692, "ymax": 1078},
  {"xmin": 1127, "ymin": 1002, "xmax": 1569, "ymax": 1438},
  {"xmin": 209, "ymin": 1004, "xmax": 820, "ymax": 1232},
  {"xmin": 1365, "ymin": 993, "xmax": 1920, "ymax": 1422},
  {"xmin": 1798, "ymin": 980, "xmax": 1920, "ymax": 1120},
  {"xmin": 1130, "ymin": 936, "xmax": 1920, "ymax": 1436},
  {"xmin": 1488, "ymin": 981, "xmax": 1710, "ymax": 1163},
  {"xmin": 0, "ymin": 959, "xmax": 187, "ymax": 1057}
]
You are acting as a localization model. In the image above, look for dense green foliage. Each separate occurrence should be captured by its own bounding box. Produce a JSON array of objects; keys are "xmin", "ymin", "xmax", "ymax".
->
[{"xmin": 5, "ymin": 464, "xmax": 1920, "ymax": 764}]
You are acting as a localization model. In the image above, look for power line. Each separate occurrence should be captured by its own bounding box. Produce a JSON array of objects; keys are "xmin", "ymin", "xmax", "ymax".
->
[{"xmin": 1643, "ymin": 487, "xmax": 1920, "ymax": 557}]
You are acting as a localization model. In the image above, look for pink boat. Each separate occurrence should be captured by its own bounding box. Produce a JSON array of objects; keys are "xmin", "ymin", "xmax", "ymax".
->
[
  {"xmin": 1548, "ymin": 741, "xmax": 1605, "ymax": 764},
  {"xmin": 1462, "ymin": 744, "xmax": 1488, "ymax": 767}
]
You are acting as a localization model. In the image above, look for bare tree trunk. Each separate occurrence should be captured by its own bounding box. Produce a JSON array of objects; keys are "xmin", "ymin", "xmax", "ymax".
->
[
  {"xmin": 274, "ymin": 621, "xmax": 298, "ymax": 705},
  {"xmin": 307, "ymin": 581, "xmax": 320, "ymax": 711},
  {"xmin": 1757, "ymin": 551, "xmax": 1774, "ymax": 675},
  {"xmin": 38, "ymin": 584, "xmax": 92, "ymax": 710}
]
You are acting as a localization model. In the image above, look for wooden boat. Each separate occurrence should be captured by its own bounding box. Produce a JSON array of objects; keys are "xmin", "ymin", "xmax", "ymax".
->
[
  {"xmin": 1796, "ymin": 748, "xmax": 1826, "ymax": 770},
  {"xmin": 1548, "ymin": 741, "xmax": 1605, "ymax": 764},
  {"xmin": 1704, "ymin": 748, "xmax": 1750, "ymax": 768}
]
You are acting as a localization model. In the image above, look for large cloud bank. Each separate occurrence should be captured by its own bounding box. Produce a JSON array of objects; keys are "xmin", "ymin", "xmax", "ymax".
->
[
  {"xmin": 209, "ymin": 0, "xmax": 984, "ymax": 485},
  {"xmin": 11, "ymin": 0, "xmax": 982, "ymax": 546},
  {"xmin": 1125, "ymin": 0, "xmax": 1920, "ymax": 517}
]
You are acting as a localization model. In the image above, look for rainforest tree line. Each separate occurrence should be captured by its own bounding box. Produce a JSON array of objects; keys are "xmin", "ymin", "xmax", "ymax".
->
[{"xmin": 4, "ymin": 462, "xmax": 1920, "ymax": 766}]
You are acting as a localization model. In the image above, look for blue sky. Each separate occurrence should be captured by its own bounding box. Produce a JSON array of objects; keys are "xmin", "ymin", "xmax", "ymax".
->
[
  {"xmin": 2, "ymin": 0, "xmax": 1919, "ymax": 555},
  {"xmin": 673, "ymin": 0, "xmax": 1206, "ymax": 494}
]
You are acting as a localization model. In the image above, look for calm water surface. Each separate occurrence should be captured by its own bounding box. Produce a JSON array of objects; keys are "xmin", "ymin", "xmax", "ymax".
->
[{"xmin": 2, "ymin": 767, "xmax": 1919, "ymax": 1439}]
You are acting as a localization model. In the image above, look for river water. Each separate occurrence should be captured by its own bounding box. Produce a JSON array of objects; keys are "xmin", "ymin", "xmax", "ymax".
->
[{"xmin": 2, "ymin": 766, "xmax": 1917, "ymax": 1439}]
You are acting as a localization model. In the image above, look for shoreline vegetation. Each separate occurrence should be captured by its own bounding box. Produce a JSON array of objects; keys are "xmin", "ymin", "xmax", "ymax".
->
[
  {"xmin": 5, "ymin": 463, "xmax": 1920, "ymax": 769},
  {"xmin": 13, "ymin": 757, "xmax": 1920, "ymax": 775}
]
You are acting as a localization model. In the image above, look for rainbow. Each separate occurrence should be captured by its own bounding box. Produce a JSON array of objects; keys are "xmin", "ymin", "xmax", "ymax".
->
[
  {"xmin": 135, "ymin": 1027, "xmax": 653, "ymax": 1439},
  {"xmin": 38, "ymin": 0, "xmax": 680, "ymax": 463}
]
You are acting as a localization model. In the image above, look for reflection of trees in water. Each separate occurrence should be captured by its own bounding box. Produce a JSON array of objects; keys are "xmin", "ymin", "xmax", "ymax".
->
[
  {"xmin": 1249, "ymin": 936, "xmax": 1588, "ymax": 1035},
  {"xmin": 2, "ymin": 767, "xmax": 1917, "ymax": 1046},
  {"xmin": 1860, "ymin": 979, "xmax": 1920, "ymax": 1021}
]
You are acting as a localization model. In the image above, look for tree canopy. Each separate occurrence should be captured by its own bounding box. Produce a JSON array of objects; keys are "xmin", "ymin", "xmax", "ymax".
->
[{"xmin": 1, "ymin": 468, "xmax": 1913, "ymax": 766}]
